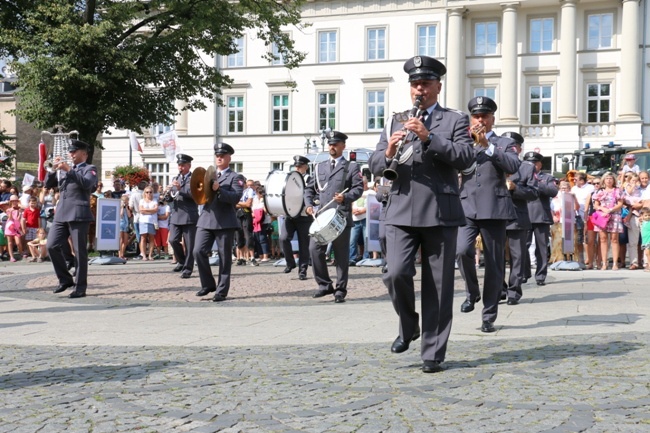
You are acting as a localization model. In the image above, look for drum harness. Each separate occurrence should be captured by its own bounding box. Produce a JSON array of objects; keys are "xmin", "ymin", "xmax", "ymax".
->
[{"xmin": 314, "ymin": 160, "xmax": 349, "ymax": 217}]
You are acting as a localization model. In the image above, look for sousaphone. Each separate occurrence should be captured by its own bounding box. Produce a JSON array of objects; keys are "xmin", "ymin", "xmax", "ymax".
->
[{"xmin": 190, "ymin": 166, "xmax": 217, "ymax": 205}]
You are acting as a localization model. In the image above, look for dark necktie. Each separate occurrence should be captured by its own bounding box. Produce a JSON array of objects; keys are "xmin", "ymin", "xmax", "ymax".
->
[{"xmin": 330, "ymin": 160, "xmax": 336, "ymax": 171}]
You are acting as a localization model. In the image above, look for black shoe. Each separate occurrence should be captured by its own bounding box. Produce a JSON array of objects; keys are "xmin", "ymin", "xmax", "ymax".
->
[
  {"xmin": 236, "ymin": 259, "xmax": 245, "ymax": 266},
  {"xmin": 481, "ymin": 321, "xmax": 496, "ymax": 333},
  {"xmin": 68, "ymin": 290, "xmax": 86, "ymax": 299},
  {"xmin": 283, "ymin": 265, "xmax": 296, "ymax": 274},
  {"xmin": 507, "ymin": 298, "xmax": 519, "ymax": 305},
  {"xmin": 422, "ymin": 360, "xmax": 443, "ymax": 373},
  {"xmin": 66, "ymin": 262, "xmax": 75, "ymax": 271},
  {"xmin": 312, "ymin": 288, "xmax": 334, "ymax": 298},
  {"xmin": 53, "ymin": 282, "xmax": 75, "ymax": 294},
  {"xmin": 298, "ymin": 273, "xmax": 307, "ymax": 280},
  {"xmin": 381, "ymin": 265, "xmax": 388, "ymax": 274},
  {"xmin": 173, "ymin": 264, "xmax": 183, "ymax": 272},
  {"xmin": 196, "ymin": 287, "xmax": 216, "ymax": 297},
  {"xmin": 334, "ymin": 295, "xmax": 346, "ymax": 303},
  {"xmin": 536, "ymin": 280, "xmax": 546, "ymax": 286},
  {"xmin": 180, "ymin": 271, "xmax": 192, "ymax": 279},
  {"xmin": 212, "ymin": 293, "xmax": 227, "ymax": 302},
  {"xmin": 500, "ymin": 292, "xmax": 507, "ymax": 300},
  {"xmin": 390, "ymin": 327, "xmax": 421, "ymax": 354},
  {"xmin": 460, "ymin": 296, "xmax": 481, "ymax": 313}
]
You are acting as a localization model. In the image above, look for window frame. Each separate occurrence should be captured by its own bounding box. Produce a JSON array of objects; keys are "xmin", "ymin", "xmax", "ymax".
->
[
  {"xmin": 586, "ymin": 11, "xmax": 615, "ymax": 50},
  {"xmin": 366, "ymin": 27, "xmax": 387, "ymax": 61},
  {"xmin": 226, "ymin": 95, "xmax": 245, "ymax": 134},
  {"xmin": 529, "ymin": 85, "xmax": 553, "ymax": 125},
  {"xmin": 416, "ymin": 23, "xmax": 438, "ymax": 57},
  {"xmin": 474, "ymin": 20, "xmax": 499, "ymax": 56},
  {"xmin": 586, "ymin": 83, "xmax": 611, "ymax": 124},
  {"xmin": 317, "ymin": 91, "xmax": 338, "ymax": 131},
  {"xmin": 365, "ymin": 89, "xmax": 386, "ymax": 132},
  {"xmin": 227, "ymin": 37, "xmax": 245, "ymax": 67},
  {"xmin": 271, "ymin": 93, "xmax": 290, "ymax": 133},
  {"xmin": 143, "ymin": 161, "xmax": 171, "ymax": 188},
  {"xmin": 529, "ymin": 16, "xmax": 555, "ymax": 53},
  {"xmin": 318, "ymin": 30, "xmax": 338, "ymax": 63}
]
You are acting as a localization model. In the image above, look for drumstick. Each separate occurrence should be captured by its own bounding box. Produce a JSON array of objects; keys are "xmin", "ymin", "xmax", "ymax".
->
[{"xmin": 314, "ymin": 188, "xmax": 349, "ymax": 218}]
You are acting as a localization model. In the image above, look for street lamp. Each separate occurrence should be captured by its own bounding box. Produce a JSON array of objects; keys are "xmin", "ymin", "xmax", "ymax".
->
[
  {"xmin": 304, "ymin": 133, "xmax": 312, "ymax": 154},
  {"xmin": 320, "ymin": 127, "xmax": 331, "ymax": 152},
  {"xmin": 311, "ymin": 139, "xmax": 319, "ymax": 153}
]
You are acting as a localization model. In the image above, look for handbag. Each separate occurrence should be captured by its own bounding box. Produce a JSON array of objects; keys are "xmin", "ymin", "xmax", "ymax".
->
[{"xmin": 589, "ymin": 210, "xmax": 610, "ymax": 230}]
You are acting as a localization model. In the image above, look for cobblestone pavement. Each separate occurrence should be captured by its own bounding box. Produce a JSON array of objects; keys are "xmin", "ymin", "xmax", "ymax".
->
[
  {"xmin": 1, "ymin": 261, "xmax": 649, "ymax": 432},
  {"xmin": 1, "ymin": 333, "xmax": 648, "ymax": 433}
]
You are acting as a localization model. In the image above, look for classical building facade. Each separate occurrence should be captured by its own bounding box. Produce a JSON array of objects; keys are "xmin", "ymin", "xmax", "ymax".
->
[{"xmin": 98, "ymin": 0, "xmax": 649, "ymax": 184}]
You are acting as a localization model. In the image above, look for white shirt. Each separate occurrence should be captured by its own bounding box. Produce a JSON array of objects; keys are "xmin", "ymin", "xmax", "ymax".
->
[
  {"xmin": 157, "ymin": 204, "xmax": 170, "ymax": 229},
  {"xmin": 571, "ymin": 183, "xmax": 594, "ymax": 219},
  {"xmin": 138, "ymin": 199, "xmax": 158, "ymax": 224}
]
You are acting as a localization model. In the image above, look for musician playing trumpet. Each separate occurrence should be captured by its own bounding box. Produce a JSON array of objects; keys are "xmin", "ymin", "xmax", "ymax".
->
[
  {"xmin": 368, "ymin": 56, "xmax": 474, "ymax": 373},
  {"xmin": 455, "ymin": 96, "xmax": 521, "ymax": 333},
  {"xmin": 304, "ymin": 131, "xmax": 363, "ymax": 304}
]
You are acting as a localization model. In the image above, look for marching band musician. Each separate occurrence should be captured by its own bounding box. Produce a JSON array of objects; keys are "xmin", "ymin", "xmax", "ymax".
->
[
  {"xmin": 46, "ymin": 139, "xmax": 98, "ymax": 298},
  {"xmin": 502, "ymin": 132, "xmax": 539, "ymax": 305},
  {"xmin": 194, "ymin": 143, "xmax": 245, "ymax": 302},
  {"xmin": 166, "ymin": 153, "xmax": 199, "ymax": 279},
  {"xmin": 368, "ymin": 55, "xmax": 474, "ymax": 373},
  {"xmin": 304, "ymin": 131, "xmax": 363, "ymax": 304},
  {"xmin": 523, "ymin": 151, "xmax": 558, "ymax": 286},
  {"xmin": 280, "ymin": 155, "xmax": 312, "ymax": 280},
  {"xmin": 456, "ymin": 96, "xmax": 520, "ymax": 333}
]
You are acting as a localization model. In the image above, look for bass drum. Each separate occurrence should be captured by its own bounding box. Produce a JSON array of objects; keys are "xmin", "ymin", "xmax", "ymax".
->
[{"xmin": 264, "ymin": 170, "xmax": 305, "ymax": 218}]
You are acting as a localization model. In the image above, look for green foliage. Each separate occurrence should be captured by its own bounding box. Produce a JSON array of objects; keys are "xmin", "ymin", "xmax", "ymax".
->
[
  {"xmin": 0, "ymin": 129, "xmax": 16, "ymax": 179},
  {"xmin": 0, "ymin": 0, "xmax": 306, "ymax": 153}
]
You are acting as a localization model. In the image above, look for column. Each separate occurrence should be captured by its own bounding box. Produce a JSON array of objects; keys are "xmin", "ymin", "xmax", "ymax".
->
[
  {"xmin": 557, "ymin": 0, "xmax": 578, "ymax": 122},
  {"xmin": 175, "ymin": 99, "xmax": 189, "ymax": 135},
  {"xmin": 618, "ymin": 0, "xmax": 641, "ymax": 120},
  {"xmin": 500, "ymin": 3, "xmax": 519, "ymax": 123},
  {"xmin": 445, "ymin": 8, "xmax": 465, "ymax": 110}
]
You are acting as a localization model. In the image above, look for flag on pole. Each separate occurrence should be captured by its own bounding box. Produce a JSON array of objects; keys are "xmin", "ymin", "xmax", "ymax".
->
[{"xmin": 129, "ymin": 131, "xmax": 143, "ymax": 153}]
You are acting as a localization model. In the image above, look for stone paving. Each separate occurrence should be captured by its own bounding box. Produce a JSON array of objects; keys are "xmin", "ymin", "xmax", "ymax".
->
[{"xmin": 0, "ymin": 261, "xmax": 649, "ymax": 432}]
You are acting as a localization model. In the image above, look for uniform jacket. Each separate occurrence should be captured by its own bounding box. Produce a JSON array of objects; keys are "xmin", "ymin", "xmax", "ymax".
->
[
  {"xmin": 506, "ymin": 160, "xmax": 539, "ymax": 230},
  {"xmin": 304, "ymin": 158, "xmax": 364, "ymax": 227},
  {"xmin": 459, "ymin": 134, "xmax": 520, "ymax": 220},
  {"xmin": 197, "ymin": 169, "xmax": 245, "ymax": 230},
  {"xmin": 169, "ymin": 171, "xmax": 199, "ymax": 225},
  {"xmin": 45, "ymin": 162, "xmax": 97, "ymax": 223},
  {"xmin": 368, "ymin": 104, "xmax": 474, "ymax": 227},
  {"xmin": 528, "ymin": 171, "xmax": 558, "ymax": 225}
]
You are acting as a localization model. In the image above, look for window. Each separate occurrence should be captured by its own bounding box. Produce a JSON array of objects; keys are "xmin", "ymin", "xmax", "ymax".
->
[
  {"xmin": 229, "ymin": 162, "xmax": 243, "ymax": 173},
  {"xmin": 271, "ymin": 162, "xmax": 283, "ymax": 171},
  {"xmin": 475, "ymin": 21, "xmax": 498, "ymax": 56},
  {"xmin": 144, "ymin": 162, "xmax": 170, "ymax": 187},
  {"xmin": 318, "ymin": 92, "xmax": 336, "ymax": 130},
  {"xmin": 417, "ymin": 25, "xmax": 437, "ymax": 57},
  {"xmin": 227, "ymin": 37, "xmax": 245, "ymax": 67},
  {"xmin": 587, "ymin": 13, "xmax": 613, "ymax": 49},
  {"xmin": 587, "ymin": 83, "xmax": 610, "ymax": 123},
  {"xmin": 272, "ymin": 94, "xmax": 289, "ymax": 133},
  {"xmin": 227, "ymin": 96, "xmax": 244, "ymax": 133},
  {"xmin": 530, "ymin": 18, "xmax": 554, "ymax": 53},
  {"xmin": 474, "ymin": 87, "xmax": 496, "ymax": 100},
  {"xmin": 271, "ymin": 40, "xmax": 285, "ymax": 65},
  {"xmin": 366, "ymin": 90, "xmax": 385, "ymax": 131},
  {"xmin": 529, "ymin": 85, "xmax": 552, "ymax": 125},
  {"xmin": 367, "ymin": 28, "xmax": 386, "ymax": 60},
  {"xmin": 319, "ymin": 31, "xmax": 337, "ymax": 63},
  {"xmin": 151, "ymin": 123, "xmax": 174, "ymax": 136}
]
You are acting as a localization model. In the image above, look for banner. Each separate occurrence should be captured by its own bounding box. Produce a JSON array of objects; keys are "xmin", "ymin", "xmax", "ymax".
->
[
  {"xmin": 365, "ymin": 191, "xmax": 382, "ymax": 252},
  {"xmin": 158, "ymin": 130, "xmax": 180, "ymax": 163},
  {"xmin": 560, "ymin": 192, "xmax": 575, "ymax": 254},
  {"xmin": 96, "ymin": 198, "xmax": 121, "ymax": 251}
]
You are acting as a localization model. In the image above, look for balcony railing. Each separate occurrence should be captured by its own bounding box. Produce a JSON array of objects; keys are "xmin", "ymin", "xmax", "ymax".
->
[
  {"xmin": 521, "ymin": 125, "xmax": 555, "ymax": 139},
  {"xmin": 580, "ymin": 123, "xmax": 616, "ymax": 137}
]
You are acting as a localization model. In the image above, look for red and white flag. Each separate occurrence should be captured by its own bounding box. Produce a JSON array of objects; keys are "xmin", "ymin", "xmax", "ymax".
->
[{"xmin": 129, "ymin": 131, "xmax": 143, "ymax": 153}]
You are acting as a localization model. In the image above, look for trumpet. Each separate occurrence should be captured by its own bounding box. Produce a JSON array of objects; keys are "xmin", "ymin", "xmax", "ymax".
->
[
  {"xmin": 383, "ymin": 95, "xmax": 423, "ymax": 181},
  {"xmin": 470, "ymin": 125, "xmax": 486, "ymax": 146}
]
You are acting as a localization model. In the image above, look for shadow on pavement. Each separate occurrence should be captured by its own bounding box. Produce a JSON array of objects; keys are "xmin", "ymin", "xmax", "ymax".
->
[
  {"xmin": 533, "ymin": 291, "xmax": 628, "ymax": 303},
  {"xmin": 0, "ymin": 303, "xmax": 150, "ymax": 315},
  {"xmin": 505, "ymin": 313, "xmax": 643, "ymax": 329},
  {"xmin": 0, "ymin": 321, "xmax": 47, "ymax": 328}
]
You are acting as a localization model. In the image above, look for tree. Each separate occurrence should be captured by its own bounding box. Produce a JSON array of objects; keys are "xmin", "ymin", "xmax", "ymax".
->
[
  {"xmin": 0, "ymin": 129, "xmax": 16, "ymax": 179},
  {"xmin": 0, "ymin": 0, "xmax": 306, "ymax": 163}
]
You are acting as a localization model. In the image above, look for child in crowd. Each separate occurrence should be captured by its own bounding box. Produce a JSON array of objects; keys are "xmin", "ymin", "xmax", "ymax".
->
[
  {"xmin": 27, "ymin": 228, "xmax": 48, "ymax": 262},
  {"xmin": 155, "ymin": 199, "xmax": 170, "ymax": 259},
  {"xmin": 21, "ymin": 196, "xmax": 41, "ymax": 245},
  {"xmin": 0, "ymin": 214, "xmax": 7, "ymax": 259},
  {"xmin": 640, "ymin": 207, "xmax": 650, "ymax": 272},
  {"xmin": 4, "ymin": 195, "xmax": 24, "ymax": 262}
]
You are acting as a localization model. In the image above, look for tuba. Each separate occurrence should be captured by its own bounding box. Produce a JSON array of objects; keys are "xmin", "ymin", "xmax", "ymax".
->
[{"xmin": 383, "ymin": 95, "xmax": 423, "ymax": 181}]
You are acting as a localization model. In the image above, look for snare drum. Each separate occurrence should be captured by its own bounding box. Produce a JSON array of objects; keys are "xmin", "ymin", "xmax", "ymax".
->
[
  {"xmin": 309, "ymin": 208, "xmax": 346, "ymax": 245},
  {"xmin": 264, "ymin": 171, "xmax": 305, "ymax": 218}
]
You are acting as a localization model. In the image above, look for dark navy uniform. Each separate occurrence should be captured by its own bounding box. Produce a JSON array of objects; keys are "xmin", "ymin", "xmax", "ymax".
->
[
  {"xmin": 456, "ymin": 97, "xmax": 521, "ymax": 328},
  {"xmin": 46, "ymin": 140, "xmax": 98, "ymax": 297},
  {"xmin": 280, "ymin": 155, "xmax": 312, "ymax": 280},
  {"xmin": 193, "ymin": 143, "xmax": 245, "ymax": 301},
  {"xmin": 305, "ymin": 132, "xmax": 364, "ymax": 302},
  {"xmin": 168, "ymin": 154, "xmax": 199, "ymax": 277},
  {"xmin": 523, "ymin": 152, "xmax": 558, "ymax": 285},
  {"xmin": 369, "ymin": 56, "xmax": 474, "ymax": 369},
  {"xmin": 504, "ymin": 135, "xmax": 539, "ymax": 303}
]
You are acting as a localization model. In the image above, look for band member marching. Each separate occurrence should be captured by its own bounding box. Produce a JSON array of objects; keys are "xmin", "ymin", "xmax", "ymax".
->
[
  {"xmin": 304, "ymin": 131, "xmax": 364, "ymax": 303},
  {"xmin": 456, "ymin": 96, "xmax": 520, "ymax": 333},
  {"xmin": 165, "ymin": 154, "xmax": 199, "ymax": 279},
  {"xmin": 368, "ymin": 55, "xmax": 474, "ymax": 373},
  {"xmin": 193, "ymin": 143, "xmax": 245, "ymax": 302},
  {"xmin": 281, "ymin": 155, "xmax": 313, "ymax": 280}
]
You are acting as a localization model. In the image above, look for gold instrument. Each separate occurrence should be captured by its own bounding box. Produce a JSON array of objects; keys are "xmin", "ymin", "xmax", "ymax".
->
[
  {"xmin": 190, "ymin": 166, "xmax": 217, "ymax": 205},
  {"xmin": 383, "ymin": 95, "xmax": 423, "ymax": 181},
  {"xmin": 470, "ymin": 125, "xmax": 486, "ymax": 146}
]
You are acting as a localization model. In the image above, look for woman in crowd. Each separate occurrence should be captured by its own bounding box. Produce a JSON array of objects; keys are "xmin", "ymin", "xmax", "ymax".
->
[
  {"xmin": 251, "ymin": 186, "xmax": 271, "ymax": 262},
  {"xmin": 138, "ymin": 186, "xmax": 158, "ymax": 261},
  {"xmin": 584, "ymin": 177, "xmax": 601, "ymax": 269},
  {"xmin": 622, "ymin": 172, "xmax": 643, "ymax": 269},
  {"xmin": 119, "ymin": 194, "xmax": 132, "ymax": 260},
  {"xmin": 592, "ymin": 172, "xmax": 625, "ymax": 270},
  {"xmin": 4, "ymin": 195, "xmax": 24, "ymax": 262},
  {"xmin": 39, "ymin": 187, "xmax": 57, "ymax": 231}
]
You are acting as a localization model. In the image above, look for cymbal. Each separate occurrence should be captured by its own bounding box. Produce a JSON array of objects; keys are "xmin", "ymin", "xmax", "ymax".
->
[
  {"xmin": 190, "ymin": 166, "xmax": 207, "ymax": 205},
  {"xmin": 204, "ymin": 165, "xmax": 216, "ymax": 204}
]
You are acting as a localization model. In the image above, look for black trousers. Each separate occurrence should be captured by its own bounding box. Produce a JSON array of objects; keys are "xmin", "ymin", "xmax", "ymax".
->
[
  {"xmin": 193, "ymin": 228, "xmax": 235, "ymax": 297},
  {"xmin": 280, "ymin": 217, "xmax": 311, "ymax": 276},
  {"xmin": 169, "ymin": 223, "xmax": 196, "ymax": 272},
  {"xmin": 47, "ymin": 220, "xmax": 90, "ymax": 291}
]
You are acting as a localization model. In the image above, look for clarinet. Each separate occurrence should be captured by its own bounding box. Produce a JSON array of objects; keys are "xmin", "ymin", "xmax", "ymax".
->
[
  {"xmin": 163, "ymin": 171, "xmax": 181, "ymax": 202},
  {"xmin": 383, "ymin": 95, "xmax": 423, "ymax": 181}
]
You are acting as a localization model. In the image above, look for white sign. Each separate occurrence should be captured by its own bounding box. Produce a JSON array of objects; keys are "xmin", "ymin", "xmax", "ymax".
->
[
  {"xmin": 366, "ymin": 192, "xmax": 382, "ymax": 252},
  {"xmin": 560, "ymin": 192, "xmax": 575, "ymax": 254},
  {"xmin": 95, "ymin": 198, "xmax": 121, "ymax": 251}
]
